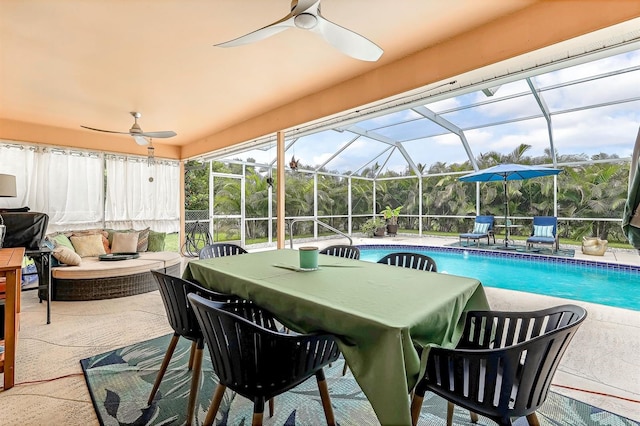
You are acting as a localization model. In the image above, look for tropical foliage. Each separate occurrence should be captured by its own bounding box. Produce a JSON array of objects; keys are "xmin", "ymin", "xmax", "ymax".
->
[{"xmin": 184, "ymin": 144, "xmax": 632, "ymax": 245}]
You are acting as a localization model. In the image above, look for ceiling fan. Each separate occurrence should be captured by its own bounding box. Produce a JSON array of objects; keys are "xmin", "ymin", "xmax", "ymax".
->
[
  {"xmin": 215, "ymin": 0, "xmax": 383, "ymax": 62},
  {"xmin": 81, "ymin": 112, "xmax": 176, "ymax": 146}
]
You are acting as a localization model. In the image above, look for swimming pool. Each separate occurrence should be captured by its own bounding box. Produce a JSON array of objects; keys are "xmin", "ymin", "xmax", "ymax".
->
[{"xmin": 357, "ymin": 245, "xmax": 640, "ymax": 311}]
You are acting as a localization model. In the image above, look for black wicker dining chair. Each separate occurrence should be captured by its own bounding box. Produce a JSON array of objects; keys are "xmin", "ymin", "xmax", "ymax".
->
[
  {"xmin": 377, "ymin": 252, "xmax": 437, "ymax": 272},
  {"xmin": 148, "ymin": 271, "xmax": 245, "ymax": 425},
  {"xmin": 319, "ymin": 244, "xmax": 361, "ymax": 260},
  {"xmin": 188, "ymin": 294, "xmax": 342, "ymax": 426},
  {"xmin": 410, "ymin": 304, "xmax": 587, "ymax": 426},
  {"xmin": 198, "ymin": 242, "xmax": 248, "ymax": 259}
]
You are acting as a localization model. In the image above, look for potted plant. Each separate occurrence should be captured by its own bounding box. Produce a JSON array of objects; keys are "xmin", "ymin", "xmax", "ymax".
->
[
  {"xmin": 361, "ymin": 217, "xmax": 387, "ymax": 237},
  {"xmin": 380, "ymin": 205, "xmax": 402, "ymax": 236}
]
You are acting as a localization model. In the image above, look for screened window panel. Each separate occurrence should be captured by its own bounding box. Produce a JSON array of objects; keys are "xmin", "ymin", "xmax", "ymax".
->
[
  {"xmin": 426, "ymin": 80, "xmax": 532, "ymax": 112},
  {"xmin": 317, "ymin": 175, "xmax": 348, "ymax": 216},
  {"xmin": 351, "ymin": 179, "xmax": 373, "ymax": 215},
  {"xmin": 285, "ymin": 130, "xmax": 357, "ymax": 170},
  {"xmin": 542, "ymin": 71, "xmax": 640, "ymax": 113},
  {"xmin": 374, "ymin": 117, "xmax": 448, "ymax": 141},
  {"xmin": 323, "ymin": 136, "xmax": 390, "ymax": 174},
  {"xmin": 357, "ymin": 109, "xmax": 422, "ymax": 130},
  {"xmin": 551, "ymin": 100, "xmax": 640, "ymax": 159},
  {"xmin": 465, "ymin": 117, "xmax": 552, "ymax": 160},
  {"xmin": 441, "ymin": 94, "xmax": 542, "ymax": 129},
  {"xmin": 533, "ymin": 50, "xmax": 640, "ymax": 88},
  {"xmin": 245, "ymin": 168, "xmax": 271, "ymax": 218},
  {"xmin": 403, "ymin": 134, "xmax": 474, "ymax": 170}
]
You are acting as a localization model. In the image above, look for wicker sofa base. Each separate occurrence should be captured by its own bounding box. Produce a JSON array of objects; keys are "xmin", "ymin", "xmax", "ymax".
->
[{"xmin": 51, "ymin": 263, "xmax": 180, "ymax": 301}]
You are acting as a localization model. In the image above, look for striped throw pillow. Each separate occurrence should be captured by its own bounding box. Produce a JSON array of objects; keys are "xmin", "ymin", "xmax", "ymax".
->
[
  {"xmin": 472, "ymin": 222, "xmax": 489, "ymax": 234},
  {"xmin": 533, "ymin": 225, "xmax": 554, "ymax": 238}
]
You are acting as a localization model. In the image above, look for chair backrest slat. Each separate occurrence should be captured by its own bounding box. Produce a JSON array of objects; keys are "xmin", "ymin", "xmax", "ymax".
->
[
  {"xmin": 319, "ymin": 245, "xmax": 360, "ymax": 260},
  {"xmin": 376, "ymin": 252, "xmax": 437, "ymax": 272},
  {"xmin": 199, "ymin": 243, "xmax": 248, "ymax": 259}
]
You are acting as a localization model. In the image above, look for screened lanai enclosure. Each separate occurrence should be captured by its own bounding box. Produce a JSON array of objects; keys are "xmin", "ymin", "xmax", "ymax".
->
[{"xmin": 184, "ymin": 44, "xmax": 640, "ymax": 251}]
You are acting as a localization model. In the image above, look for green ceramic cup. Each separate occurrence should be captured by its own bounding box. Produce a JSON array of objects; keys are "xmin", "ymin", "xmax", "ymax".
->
[{"xmin": 299, "ymin": 246, "xmax": 319, "ymax": 270}]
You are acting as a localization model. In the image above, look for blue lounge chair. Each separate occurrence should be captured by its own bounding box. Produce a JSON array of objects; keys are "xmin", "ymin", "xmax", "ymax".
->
[
  {"xmin": 527, "ymin": 216, "xmax": 559, "ymax": 252},
  {"xmin": 459, "ymin": 215, "xmax": 495, "ymax": 247}
]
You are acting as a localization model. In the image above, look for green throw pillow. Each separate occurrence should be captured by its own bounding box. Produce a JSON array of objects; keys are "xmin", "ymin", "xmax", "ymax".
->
[
  {"xmin": 51, "ymin": 233, "xmax": 76, "ymax": 252},
  {"xmin": 147, "ymin": 230, "xmax": 166, "ymax": 252}
]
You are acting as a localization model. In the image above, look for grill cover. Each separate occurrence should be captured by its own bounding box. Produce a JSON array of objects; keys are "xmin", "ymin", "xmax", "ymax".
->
[{"xmin": 1, "ymin": 212, "xmax": 49, "ymax": 250}]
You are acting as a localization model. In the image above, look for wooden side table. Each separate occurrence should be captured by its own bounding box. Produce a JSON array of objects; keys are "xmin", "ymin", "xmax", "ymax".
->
[{"xmin": 0, "ymin": 247, "xmax": 24, "ymax": 390}]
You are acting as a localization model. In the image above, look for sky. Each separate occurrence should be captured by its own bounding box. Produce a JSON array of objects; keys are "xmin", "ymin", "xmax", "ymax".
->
[{"xmin": 221, "ymin": 48, "xmax": 640, "ymax": 175}]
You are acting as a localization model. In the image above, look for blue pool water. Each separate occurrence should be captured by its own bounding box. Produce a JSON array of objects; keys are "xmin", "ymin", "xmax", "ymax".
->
[{"xmin": 358, "ymin": 245, "xmax": 640, "ymax": 311}]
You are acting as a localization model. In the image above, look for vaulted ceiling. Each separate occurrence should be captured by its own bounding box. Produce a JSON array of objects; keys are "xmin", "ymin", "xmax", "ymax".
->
[{"xmin": 1, "ymin": 1, "xmax": 639, "ymax": 160}]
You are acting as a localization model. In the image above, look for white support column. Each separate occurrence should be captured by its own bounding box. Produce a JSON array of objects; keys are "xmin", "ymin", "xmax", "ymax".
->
[
  {"xmin": 276, "ymin": 131, "xmax": 286, "ymax": 249},
  {"xmin": 313, "ymin": 173, "xmax": 318, "ymax": 239},
  {"xmin": 268, "ymin": 169, "xmax": 273, "ymax": 244},
  {"xmin": 419, "ymin": 177, "xmax": 423, "ymax": 236},
  {"xmin": 240, "ymin": 164, "xmax": 246, "ymax": 246},
  {"xmin": 208, "ymin": 160, "xmax": 214, "ymax": 241},
  {"xmin": 348, "ymin": 176, "xmax": 353, "ymax": 235}
]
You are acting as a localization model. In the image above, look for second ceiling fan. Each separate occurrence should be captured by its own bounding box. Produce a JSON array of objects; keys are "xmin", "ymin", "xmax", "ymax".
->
[
  {"xmin": 215, "ymin": 0, "xmax": 383, "ymax": 62},
  {"xmin": 81, "ymin": 112, "xmax": 176, "ymax": 146}
]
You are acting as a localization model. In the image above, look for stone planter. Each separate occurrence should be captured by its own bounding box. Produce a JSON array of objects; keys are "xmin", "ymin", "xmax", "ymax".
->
[{"xmin": 386, "ymin": 224, "xmax": 398, "ymax": 236}]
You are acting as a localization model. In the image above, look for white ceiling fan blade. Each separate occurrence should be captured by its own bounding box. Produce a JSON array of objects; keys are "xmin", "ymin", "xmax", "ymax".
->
[
  {"xmin": 292, "ymin": 0, "xmax": 321, "ymax": 14},
  {"xmin": 133, "ymin": 135, "xmax": 149, "ymax": 146},
  {"xmin": 140, "ymin": 131, "xmax": 177, "ymax": 138},
  {"xmin": 312, "ymin": 16, "xmax": 383, "ymax": 61},
  {"xmin": 215, "ymin": 15, "xmax": 296, "ymax": 48},
  {"xmin": 80, "ymin": 125, "xmax": 129, "ymax": 135}
]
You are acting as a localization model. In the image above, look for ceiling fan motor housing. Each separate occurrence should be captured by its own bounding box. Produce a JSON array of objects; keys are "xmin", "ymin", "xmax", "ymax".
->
[{"xmin": 294, "ymin": 13, "xmax": 317, "ymax": 29}]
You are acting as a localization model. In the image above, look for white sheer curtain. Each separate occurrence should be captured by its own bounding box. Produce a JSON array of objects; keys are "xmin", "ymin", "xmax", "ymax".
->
[
  {"xmin": 0, "ymin": 143, "xmax": 104, "ymax": 233},
  {"xmin": 105, "ymin": 155, "xmax": 179, "ymax": 233},
  {"xmin": 0, "ymin": 144, "xmax": 38, "ymax": 208}
]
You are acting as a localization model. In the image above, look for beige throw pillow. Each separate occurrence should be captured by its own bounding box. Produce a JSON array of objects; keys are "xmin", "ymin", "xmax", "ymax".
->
[
  {"xmin": 111, "ymin": 232, "xmax": 140, "ymax": 253},
  {"xmin": 70, "ymin": 234, "xmax": 107, "ymax": 257},
  {"xmin": 52, "ymin": 246, "xmax": 82, "ymax": 266}
]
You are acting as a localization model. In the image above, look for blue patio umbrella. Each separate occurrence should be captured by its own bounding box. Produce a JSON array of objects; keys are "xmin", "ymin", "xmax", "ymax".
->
[{"xmin": 459, "ymin": 163, "xmax": 562, "ymax": 248}]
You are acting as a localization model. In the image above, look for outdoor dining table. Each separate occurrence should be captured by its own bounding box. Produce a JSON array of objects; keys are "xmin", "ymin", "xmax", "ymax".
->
[{"xmin": 183, "ymin": 249, "xmax": 489, "ymax": 425}]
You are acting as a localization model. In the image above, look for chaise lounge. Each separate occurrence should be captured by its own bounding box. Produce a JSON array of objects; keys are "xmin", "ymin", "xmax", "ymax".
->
[
  {"xmin": 47, "ymin": 228, "xmax": 181, "ymax": 301},
  {"xmin": 526, "ymin": 216, "xmax": 559, "ymax": 252},
  {"xmin": 459, "ymin": 215, "xmax": 495, "ymax": 247}
]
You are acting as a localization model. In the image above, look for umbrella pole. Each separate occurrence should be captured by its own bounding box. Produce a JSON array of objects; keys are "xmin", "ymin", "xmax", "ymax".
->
[{"xmin": 504, "ymin": 178, "xmax": 509, "ymax": 247}]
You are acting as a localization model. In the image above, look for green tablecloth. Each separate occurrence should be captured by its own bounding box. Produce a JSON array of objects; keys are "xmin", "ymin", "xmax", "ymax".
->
[{"xmin": 183, "ymin": 249, "xmax": 489, "ymax": 425}]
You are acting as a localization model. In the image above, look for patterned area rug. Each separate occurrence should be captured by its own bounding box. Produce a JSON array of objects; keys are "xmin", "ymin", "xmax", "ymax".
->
[
  {"xmin": 81, "ymin": 334, "xmax": 637, "ymax": 426},
  {"xmin": 446, "ymin": 241, "xmax": 575, "ymax": 258}
]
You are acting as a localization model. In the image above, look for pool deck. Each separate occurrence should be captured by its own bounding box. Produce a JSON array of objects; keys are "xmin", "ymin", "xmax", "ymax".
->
[{"xmin": 293, "ymin": 235, "xmax": 640, "ymax": 422}]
